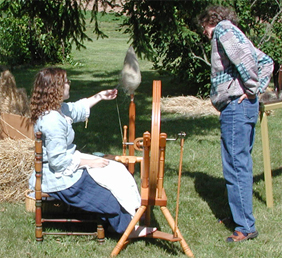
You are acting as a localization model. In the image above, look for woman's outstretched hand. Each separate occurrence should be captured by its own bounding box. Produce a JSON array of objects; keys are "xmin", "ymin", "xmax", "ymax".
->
[
  {"xmin": 87, "ymin": 89, "xmax": 118, "ymax": 108},
  {"xmin": 99, "ymin": 89, "xmax": 118, "ymax": 100}
]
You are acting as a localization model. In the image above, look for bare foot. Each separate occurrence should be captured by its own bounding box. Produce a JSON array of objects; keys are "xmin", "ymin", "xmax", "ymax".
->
[{"xmin": 128, "ymin": 226, "xmax": 157, "ymax": 239}]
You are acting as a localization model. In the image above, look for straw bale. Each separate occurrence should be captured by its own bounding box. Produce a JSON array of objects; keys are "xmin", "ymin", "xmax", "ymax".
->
[
  {"xmin": 161, "ymin": 96, "xmax": 219, "ymax": 118},
  {"xmin": 0, "ymin": 138, "xmax": 34, "ymax": 202}
]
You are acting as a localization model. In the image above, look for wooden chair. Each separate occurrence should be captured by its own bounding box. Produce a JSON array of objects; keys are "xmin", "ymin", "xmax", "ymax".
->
[{"xmin": 34, "ymin": 131, "xmax": 105, "ymax": 243}]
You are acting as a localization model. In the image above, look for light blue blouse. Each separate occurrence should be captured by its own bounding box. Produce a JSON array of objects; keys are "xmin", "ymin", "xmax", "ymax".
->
[{"xmin": 29, "ymin": 99, "xmax": 90, "ymax": 193}]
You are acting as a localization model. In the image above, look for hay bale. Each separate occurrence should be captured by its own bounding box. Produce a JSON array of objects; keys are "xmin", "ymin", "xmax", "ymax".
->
[
  {"xmin": 259, "ymin": 88, "xmax": 281, "ymax": 103},
  {"xmin": 161, "ymin": 96, "xmax": 219, "ymax": 118},
  {"xmin": 0, "ymin": 138, "xmax": 34, "ymax": 202}
]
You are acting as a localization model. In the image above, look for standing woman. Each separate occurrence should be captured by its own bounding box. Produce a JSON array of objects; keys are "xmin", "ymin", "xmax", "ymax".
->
[
  {"xmin": 29, "ymin": 67, "xmax": 143, "ymax": 234},
  {"xmin": 198, "ymin": 6, "xmax": 273, "ymax": 242}
]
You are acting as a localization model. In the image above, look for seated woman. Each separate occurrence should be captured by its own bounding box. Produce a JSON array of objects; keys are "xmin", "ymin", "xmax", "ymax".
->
[{"xmin": 28, "ymin": 67, "xmax": 154, "ymax": 236}]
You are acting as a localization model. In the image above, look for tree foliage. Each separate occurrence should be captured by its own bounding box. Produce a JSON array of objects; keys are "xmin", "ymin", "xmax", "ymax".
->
[
  {"xmin": 107, "ymin": 0, "xmax": 282, "ymax": 96},
  {"xmin": 0, "ymin": 0, "xmax": 281, "ymax": 96},
  {"xmin": 0, "ymin": 0, "xmax": 92, "ymax": 67}
]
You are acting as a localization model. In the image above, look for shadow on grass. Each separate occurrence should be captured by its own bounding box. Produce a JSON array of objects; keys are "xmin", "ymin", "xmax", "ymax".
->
[
  {"xmin": 12, "ymin": 66, "xmax": 220, "ymax": 154},
  {"xmin": 253, "ymin": 166, "xmax": 282, "ymax": 203},
  {"xmin": 108, "ymin": 206, "xmax": 183, "ymax": 256},
  {"xmin": 40, "ymin": 204, "xmax": 183, "ymax": 256},
  {"xmin": 180, "ymin": 167, "xmax": 282, "ymax": 232},
  {"xmin": 73, "ymin": 102, "xmax": 220, "ymax": 155},
  {"xmin": 181, "ymin": 170, "xmax": 235, "ymax": 231}
]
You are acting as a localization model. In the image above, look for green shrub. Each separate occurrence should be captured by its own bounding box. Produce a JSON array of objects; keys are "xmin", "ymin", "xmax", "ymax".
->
[{"xmin": 0, "ymin": 16, "xmax": 30, "ymax": 67}]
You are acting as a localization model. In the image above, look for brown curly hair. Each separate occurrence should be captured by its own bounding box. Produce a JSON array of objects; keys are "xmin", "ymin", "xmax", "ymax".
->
[
  {"xmin": 198, "ymin": 5, "xmax": 239, "ymax": 27},
  {"xmin": 30, "ymin": 67, "xmax": 67, "ymax": 124}
]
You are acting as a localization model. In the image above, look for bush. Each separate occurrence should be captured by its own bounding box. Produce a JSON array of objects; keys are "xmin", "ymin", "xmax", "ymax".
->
[
  {"xmin": 0, "ymin": 5, "xmax": 72, "ymax": 68},
  {"xmin": 0, "ymin": 16, "xmax": 31, "ymax": 67}
]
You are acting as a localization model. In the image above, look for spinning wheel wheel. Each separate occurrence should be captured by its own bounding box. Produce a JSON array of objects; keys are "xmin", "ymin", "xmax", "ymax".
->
[
  {"xmin": 149, "ymin": 80, "xmax": 161, "ymax": 201},
  {"xmin": 111, "ymin": 81, "xmax": 194, "ymax": 257}
]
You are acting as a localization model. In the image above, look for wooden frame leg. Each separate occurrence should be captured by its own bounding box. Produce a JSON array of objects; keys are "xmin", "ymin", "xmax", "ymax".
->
[
  {"xmin": 160, "ymin": 206, "xmax": 194, "ymax": 257},
  {"xmin": 111, "ymin": 205, "xmax": 147, "ymax": 257},
  {"xmin": 97, "ymin": 218, "xmax": 105, "ymax": 244},
  {"xmin": 260, "ymin": 111, "xmax": 274, "ymax": 208},
  {"xmin": 35, "ymin": 200, "xmax": 43, "ymax": 242}
]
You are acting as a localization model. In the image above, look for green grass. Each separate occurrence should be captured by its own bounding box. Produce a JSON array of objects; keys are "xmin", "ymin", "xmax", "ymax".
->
[{"xmin": 1, "ymin": 13, "xmax": 282, "ymax": 258}]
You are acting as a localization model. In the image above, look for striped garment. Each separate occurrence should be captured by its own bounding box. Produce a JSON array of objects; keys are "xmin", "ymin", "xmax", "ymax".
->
[{"xmin": 210, "ymin": 20, "xmax": 273, "ymax": 111}]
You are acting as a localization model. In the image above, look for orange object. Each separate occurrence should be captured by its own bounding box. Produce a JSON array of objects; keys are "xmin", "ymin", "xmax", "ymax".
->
[
  {"xmin": 0, "ymin": 112, "xmax": 34, "ymax": 140},
  {"xmin": 111, "ymin": 81, "xmax": 194, "ymax": 257}
]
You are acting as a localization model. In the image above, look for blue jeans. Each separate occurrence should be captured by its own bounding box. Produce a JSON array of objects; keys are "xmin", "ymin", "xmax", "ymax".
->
[{"xmin": 220, "ymin": 97, "xmax": 259, "ymax": 233}]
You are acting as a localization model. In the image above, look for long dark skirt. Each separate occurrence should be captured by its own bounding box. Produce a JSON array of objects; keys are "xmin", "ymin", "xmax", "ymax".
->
[{"xmin": 48, "ymin": 169, "xmax": 131, "ymax": 233}]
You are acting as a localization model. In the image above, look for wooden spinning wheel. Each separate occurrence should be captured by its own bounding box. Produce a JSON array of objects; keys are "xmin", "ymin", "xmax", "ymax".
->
[
  {"xmin": 149, "ymin": 81, "xmax": 161, "ymax": 202},
  {"xmin": 111, "ymin": 81, "xmax": 194, "ymax": 257}
]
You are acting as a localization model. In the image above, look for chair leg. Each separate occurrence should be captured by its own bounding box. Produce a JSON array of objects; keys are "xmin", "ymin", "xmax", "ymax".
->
[
  {"xmin": 97, "ymin": 218, "xmax": 105, "ymax": 244},
  {"xmin": 35, "ymin": 200, "xmax": 43, "ymax": 242}
]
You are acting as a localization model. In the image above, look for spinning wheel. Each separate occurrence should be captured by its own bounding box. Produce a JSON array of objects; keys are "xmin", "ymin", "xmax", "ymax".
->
[
  {"xmin": 149, "ymin": 81, "xmax": 161, "ymax": 201},
  {"xmin": 111, "ymin": 81, "xmax": 194, "ymax": 257}
]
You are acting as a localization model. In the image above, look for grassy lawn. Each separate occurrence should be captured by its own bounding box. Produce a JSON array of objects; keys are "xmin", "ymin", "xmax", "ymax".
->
[{"xmin": 1, "ymin": 12, "xmax": 282, "ymax": 258}]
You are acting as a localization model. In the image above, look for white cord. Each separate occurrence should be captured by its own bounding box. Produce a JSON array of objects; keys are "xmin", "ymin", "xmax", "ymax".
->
[{"xmin": 115, "ymin": 98, "xmax": 124, "ymax": 143}]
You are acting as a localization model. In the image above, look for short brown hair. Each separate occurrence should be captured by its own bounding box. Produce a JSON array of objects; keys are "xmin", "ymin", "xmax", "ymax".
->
[
  {"xmin": 30, "ymin": 67, "xmax": 67, "ymax": 123},
  {"xmin": 198, "ymin": 5, "xmax": 238, "ymax": 26}
]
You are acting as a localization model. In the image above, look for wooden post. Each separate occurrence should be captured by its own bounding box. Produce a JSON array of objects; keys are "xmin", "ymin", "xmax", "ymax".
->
[
  {"xmin": 142, "ymin": 132, "xmax": 150, "ymax": 189},
  {"xmin": 122, "ymin": 125, "xmax": 127, "ymax": 156},
  {"xmin": 278, "ymin": 65, "xmax": 282, "ymax": 95},
  {"xmin": 35, "ymin": 132, "xmax": 43, "ymax": 242},
  {"xmin": 158, "ymin": 133, "xmax": 167, "ymax": 198},
  {"xmin": 142, "ymin": 131, "xmax": 151, "ymax": 226},
  {"xmin": 259, "ymin": 100, "xmax": 282, "ymax": 207},
  {"xmin": 259, "ymin": 103, "xmax": 274, "ymax": 208},
  {"xmin": 128, "ymin": 94, "xmax": 136, "ymax": 173}
]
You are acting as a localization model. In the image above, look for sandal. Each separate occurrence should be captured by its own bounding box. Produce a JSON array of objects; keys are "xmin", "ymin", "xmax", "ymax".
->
[{"xmin": 226, "ymin": 230, "xmax": 258, "ymax": 243}]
